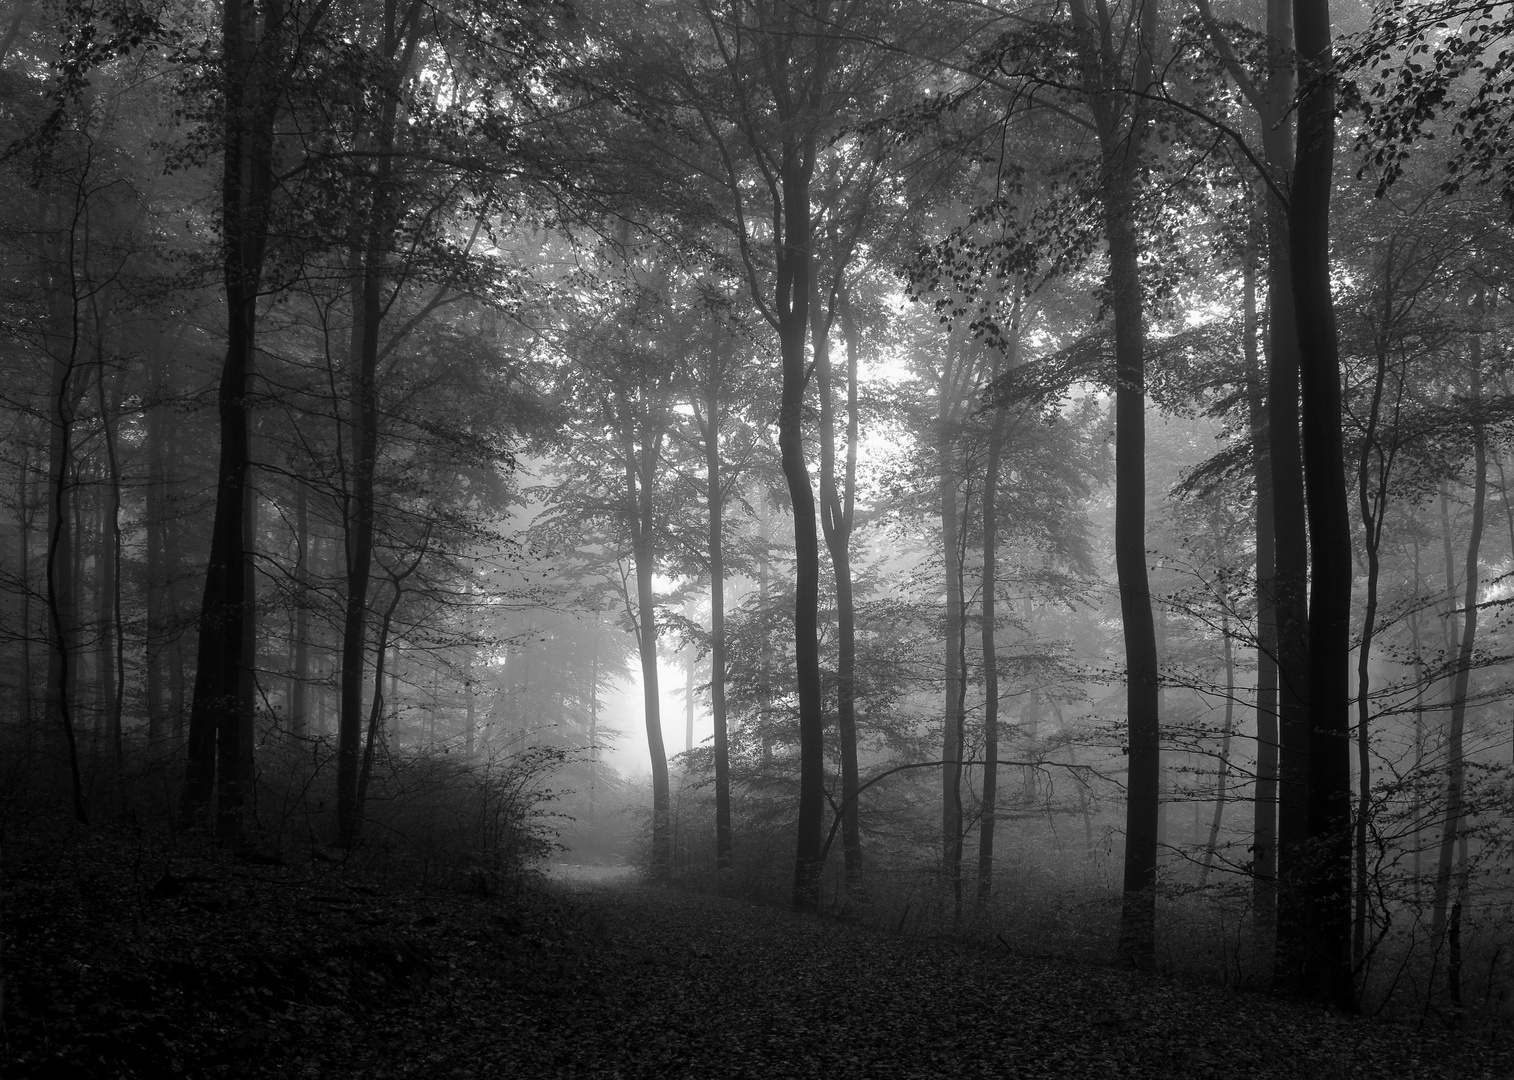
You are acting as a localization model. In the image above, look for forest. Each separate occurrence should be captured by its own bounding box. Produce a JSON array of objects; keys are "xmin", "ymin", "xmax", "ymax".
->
[{"xmin": 5, "ymin": 0, "xmax": 1514, "ymax": 1071}]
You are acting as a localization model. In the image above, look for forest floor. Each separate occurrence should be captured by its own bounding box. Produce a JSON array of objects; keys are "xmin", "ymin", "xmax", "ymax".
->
[{"xmin": 7, "ymin": 822, "xmax": 1514, "ymax": 1079}]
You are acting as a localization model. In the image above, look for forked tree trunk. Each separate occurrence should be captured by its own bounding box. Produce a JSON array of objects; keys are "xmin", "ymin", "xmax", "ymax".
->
[{"xmin": 1291, "ymin": 0, "xmax": 1355, "ymax": 1010}]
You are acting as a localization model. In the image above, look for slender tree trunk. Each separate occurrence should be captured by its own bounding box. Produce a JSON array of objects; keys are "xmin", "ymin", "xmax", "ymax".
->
[
  {"xmin": 336, "ymin": 0, "xmax": 418, "ymax": 848},
  {"xmin": 625, "ymin": 417, "xmax": 671, "ymax": 875},
  {"xmin": 144, "ymin": 354, "xmax": 168, "ymax": 741},
  {"xmin": 937, "ymin": 325, "xmax": 974, "ymax": 903},
  {"xmin": 586, "ymin": 643, "xmax": 597, "ymax": 827},
  {"xmin": 1069, "ymin": 0, "xmax": 1161, "ymax": 969},
  {"xmin": 976, "ymin": 397, "xmax": 1008, "ymax": 902},
  {"xmin": 45, "ymin": 205, "xmax": 86, "ymax": 824},
  {"xmin": 684, "ymin": 631, "xmax": 695, "ymax": 755},
  {"xmin": 1431, "ymin": 333, "xmax": 1485, "ymax": 961},
  {"xmin": 1352, "ymin": 248, "xmax": 1400, "ymax": 968},
  {"xmin": 1257, "ymin": 0, "xmax": 1313, "ymax": 982},
  {"xmin": 17, "ymin": 447, "xmax": 35, "ymax": 741},
  {"xmin": 757, "ymin": 497, "xmax": 774, "ymax": 769},
  {"xmin": 777, "ymin": 144, "xmax": 826, "ymax": 911},
  {"xmin": 977, "ymin": 292, "xmax": 1019, "ymax": 902},
  {"xmin": 1200, "ymin": 611, "xmax": 1236, "ymax": 888},
  {"xmin": 290, "ymin": 482, "xmax": 310, "ymax": 738},
  {"xmin": 96, "ymin": 359, "xmax": 125, "ymax": 778},
  {"xmin": 1291, "ymin": 0, "xmax": 1355, "ymax": 1009},
  {"xmin": 182, "ymin": 0, "xmax": 283, "ymax": 844},
  {"xmin": 356, "ymin": 581, "xmax": 405, "ymax": 818},
  {"xmin": 818, "ymin": 279, "xmax": 863, "ymax": 898},
  {"xmin": 701, "ymin": 368, "xmax": 733, "ymax": 875},
  {"xmin": 1246, "ymin": 240, "xmax": 1280, "ymax": 958}
]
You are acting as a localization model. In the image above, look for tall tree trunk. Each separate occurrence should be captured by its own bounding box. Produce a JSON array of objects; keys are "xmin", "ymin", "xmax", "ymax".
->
[
  {"xmin": 777, "ymin": 143, "xmax": 826, "ymax": 911},
  {"xmin": 586, "ymin": 642, "xmax": 597, "ymax": 827},
  {"xmin": 464, "ymin": 648, "xmax": 476, "ymax": 758},
  {"xmin": 182, "ymin": 0, "xmax": 283, "ymax": 844},
  {"xmin": 336, "ymin": 0, "xmax": 419, "ymax": 848},
  {"xmin": 1352, "ymin": 245, "xmax": 1402, "ymax": 967},
  {"xmin": 936, "ymin": 324, "xmax": 975, "ymax": 903},
  {"xmin": 1246, "ymin": 240, "xmax": 1280, "ymax": 959},
  {"xmin": 1431, "ymin": 329, "xmax": 1485, "ymax": 960},
  {"xmin": 356, "ymin": 581, "xmax": 404, "ymax": 818},
  {"xmin": 1258, "ymin": 0, "xmax": 1313, "ymax": 978},
  {"xmin": 1291, "ymin": 0, "xmax": 1355, "ymax": 1009},
  {"xmin": 684, "ymin": 631, "xmax": 695, "ymax": 755},
  {"xmin": 17, "ymin": 446, "xmax": 36, "ymax": 742},
  {"xmin": 976, "ymin": 383, "xmax": 1009, "ymax": 903},
  {"xmin": 96, "ymin": 358, "xmax": 125, "ymax": 779},
  {"xmin": 1199, "ymin": 610, "xmax": 1236, "ymax": 888},
  {"xmin": 757, "ymin": 497, "xmax": 774, "ymax": 769},
  {"xmin": 700, "ymin": 365, "xmax": 733, "ymax": 875},
  {"xmin": 626, "ymin": 419, "xmax": 671, "ymax": 875},
  {"xmin": 144, "ymin": 354, "xmax": 168, "ymax": 741},
  {"xmin": 1067, "ymin": 0, "xmax": 1160, "ymax": 969},
  {"xmin": 818, "ymin": 279, "xmax": 862, "ymax": 898},
  {"xmin": 290, "ymin": 481, "xmax": 310, "ymax": 739},
  {"xmin": 45, "ymin": 202, "xmax": 86, "ymax": 824}
]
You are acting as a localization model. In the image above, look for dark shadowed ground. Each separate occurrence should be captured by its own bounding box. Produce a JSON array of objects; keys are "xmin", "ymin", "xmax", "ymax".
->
[{"xmin": 7, "ymin": 830, "xmax": 1511, "ymax": 1079}]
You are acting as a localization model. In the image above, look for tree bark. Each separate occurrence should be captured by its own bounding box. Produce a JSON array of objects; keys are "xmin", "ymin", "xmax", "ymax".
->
[
  {"xmin": 1246, "ymin": 242, "xmax": 1280, "ymax": 958},
  {"xmin": 699, "ymin": 357, "xmax": 733, "ymax": 875},
  {"xmin": 976, "ymin": 375, "xmax": 1009, "ymax": 903},
  {"xmin": 1290, "ymin": 0, "xmax": 1355, "ymax": 1010},
  {"xmin": 290, "ymin": 481, "xmax": 310, "ymax": 739},
  {"xmin": 818, "ymin": 279, "xmax": 863, "ymax": 898},
  {"xmin": 144, "ymin": 353, "xmax": 168, "ymax": 741},
  {"xmin": 1431, "ymin": 324, "xmax": 1485, "ymax": 960},
  {"xmin": 625, "ymin": 407, "xmax": 671, "ymax": 875},
  {"xmin": 336, "ymin": 0, "xmax": 420, "ymax": 849},
  {"xmin": 776, "ymin": 140, "xmax": 826, "ymax": 910},
  {"xmin": 182, "ymin": 0, "xmax": 283, "ymax": 844}
]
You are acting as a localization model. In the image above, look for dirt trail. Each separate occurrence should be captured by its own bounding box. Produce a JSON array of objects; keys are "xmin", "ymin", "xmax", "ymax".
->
[{"xmin": 425, "ymin": 873, "xmax": 1505, "ymax": 1080}]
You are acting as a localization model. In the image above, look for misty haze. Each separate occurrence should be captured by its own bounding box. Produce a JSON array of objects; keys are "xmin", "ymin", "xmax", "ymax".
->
[{"xmin": 4, "ymin": 0, "xmax": 1514, "ymax": 1076}]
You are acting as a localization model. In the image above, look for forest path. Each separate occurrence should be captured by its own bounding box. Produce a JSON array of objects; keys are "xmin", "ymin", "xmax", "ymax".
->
[{"xmin": 412, "ymin": 869, "xmax": 1500, "ymax": 1080}]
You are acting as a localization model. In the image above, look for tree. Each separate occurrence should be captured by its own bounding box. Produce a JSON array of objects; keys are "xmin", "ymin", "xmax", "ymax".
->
[{"xmin": 1290, "ymin": 0, "xmax": 1355, "ymax": 1010}]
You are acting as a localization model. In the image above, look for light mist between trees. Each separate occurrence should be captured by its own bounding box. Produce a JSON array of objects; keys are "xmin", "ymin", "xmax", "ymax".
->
[{"xmin": 5, "ymin": 0, "xmax": 1514, "ymax": 1026}]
